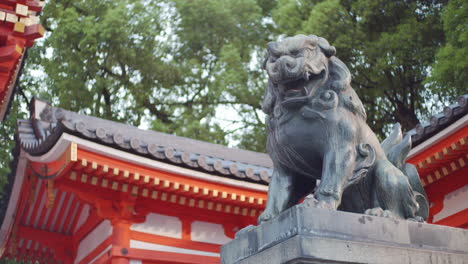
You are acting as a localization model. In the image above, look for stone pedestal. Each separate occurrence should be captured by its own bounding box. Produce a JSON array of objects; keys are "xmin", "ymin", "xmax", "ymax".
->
[{"xmin": 221, "ymin": 206, "xmax": 468, "ymax": 264}]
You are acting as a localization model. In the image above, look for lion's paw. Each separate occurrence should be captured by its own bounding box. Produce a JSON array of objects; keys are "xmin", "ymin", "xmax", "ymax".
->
[
  {"xmin": 258, "ymin": 211, "xmax": 273, "ymax": 225},
  {"xmin": 364, "ymin": 207, "xmax": 393, "ymax": 218},
  {"xmin": 408, "ymin": 216, "xmax": 425, "ymax": 223}
]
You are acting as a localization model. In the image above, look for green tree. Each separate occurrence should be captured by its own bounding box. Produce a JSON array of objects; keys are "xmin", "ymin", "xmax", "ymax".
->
[
  {"xmin": 0, "ymin": 97, "xmax": 26, "ymax": 191},
  {"xmin": 272, "ymin": 0, "xmax": 448, "ymax": 136},
  {"xmin": 426, "ymin": 0, "xmax": 467, "ymax": 99},
  {"xmin": 27, "ymin": 0, "xmax": 275, "ymax": 147},
  {"xmin": 1, "ymin": 0, "xmax": 466, "ymax": 191}
]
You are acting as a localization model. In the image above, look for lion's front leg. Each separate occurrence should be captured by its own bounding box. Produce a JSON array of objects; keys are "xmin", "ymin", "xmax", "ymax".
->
[
  {"xmin": 258, "ymin": 166, "xmax": 295, "ymax": 224},
  {"xmin": 313, "ymin": 146, "xmax": 356, "ymax": 209}
]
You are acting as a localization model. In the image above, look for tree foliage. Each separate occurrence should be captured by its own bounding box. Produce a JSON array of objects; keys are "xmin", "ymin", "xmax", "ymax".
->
[
  {"xmin": 0, "ymin": 0, "xmax": 466, "ymax": 193},
  {"xmin": 426, "ymin": 0, "xmax": 467, "ymax": 98},
  {"xmin": 28, "ymin": 0, "xmax": 273, "ymax": 147},
  {"xmin": 0, "ymin": 98, "xmax": 25, "ymax": 191},
  {"xmin": 273, "ymin": 0, "xmax": 449, "ymax": 135}
]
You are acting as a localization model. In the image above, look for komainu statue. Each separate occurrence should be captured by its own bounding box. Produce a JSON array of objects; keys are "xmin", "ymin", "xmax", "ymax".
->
[{"xmin": 259, "ymin": 35, "xmax": 429, "ymax": 224}]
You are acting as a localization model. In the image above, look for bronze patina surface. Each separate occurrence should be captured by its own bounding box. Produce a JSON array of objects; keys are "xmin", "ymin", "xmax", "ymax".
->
[{"xmin": 259, "ymin": 35, "xmax": 428, "ymax": 224}]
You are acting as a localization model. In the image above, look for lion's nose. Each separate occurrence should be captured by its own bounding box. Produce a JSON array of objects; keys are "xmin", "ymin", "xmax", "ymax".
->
[
  {"xmin": 279, "ymin": 56, "xmax": 297, "ymax": 70},
  {"xmin": 277, "ymin": 56, "xmax": 300, "ymax": 78}
]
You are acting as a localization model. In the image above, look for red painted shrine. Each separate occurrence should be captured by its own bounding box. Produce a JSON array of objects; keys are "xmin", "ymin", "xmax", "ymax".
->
[
  {"xmin": 1, "ymin": 98, "xmax": 271, "ymax": 264},
  {"xmin": 406, "ymin": 95, "xmax": 468, "ymax": 228},
  {"xmin": 0, "ymin": 0, "xmax": 44, "ymax": 121},
  {"xmin": 0, "ymin": 95, "xmax": 465, "ymax": 264},
  {"xmin": 0, "ymin": 1, "xmax": 465, "ymax": 262}
]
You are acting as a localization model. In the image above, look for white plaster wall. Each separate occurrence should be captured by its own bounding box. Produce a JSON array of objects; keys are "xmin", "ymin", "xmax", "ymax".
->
[
  {"xmin": 49, "ymin": 191, "xmax": 67, "ymax": 231},
  {"xmin": 75, "ymin": 220, "xmax": 112, "ymax": 264},
  {"xmin": 89, "ymin": 245, "xmax": 111, "ymax": 264},
  {"xmin": 130, "ymin": 213, "xmax": 182, "ymax": 238},
  {"xmin": 433, "ymin": 184, "xmax": 468, "ymax": 222},
  {"xmin": 191, "ymin": 221, "xmax": 232, "ymax": 245},
  {"xmin": 58, "ymin": 194, "xmax": 74, "ymax": 232},
  {"xmin": 73, "ymin": 204, "xmax": 90, "ymax": 233},
  {"xmin": 129, "ymin": 260, "xmax": 142, "ymax": 264},
  {"xmin": 25, "ymin": 183, "xmax": 45, "ymax": 226},
  {"xmin": 32, "ymin": 187, "xmax": 46, "ymax": 228},
  {"xmin": 130, "ymin": 240, "xmax": 220, "ymax": 257}
]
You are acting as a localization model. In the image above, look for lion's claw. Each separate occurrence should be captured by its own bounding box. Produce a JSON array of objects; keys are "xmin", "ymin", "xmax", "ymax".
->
[
  {"xmin": 408, "ymin": 216, "xmax": 425, "ymax": 223},
  {"xmin": 365, "ymin": 207, "xmax": 393, "ymax": 218},
  {"xmin": 258, "ymin": 212, "xmax": 273, "ymax": 224}
]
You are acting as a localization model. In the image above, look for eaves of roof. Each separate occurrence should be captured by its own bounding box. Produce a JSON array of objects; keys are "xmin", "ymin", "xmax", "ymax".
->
[
  {"xmin": 16, "ymin": 98, "xmax": 273, "ymax": 185},
  {"xmin": 409, "ymin": 95, "xmax": 468, "ymax": 147}
]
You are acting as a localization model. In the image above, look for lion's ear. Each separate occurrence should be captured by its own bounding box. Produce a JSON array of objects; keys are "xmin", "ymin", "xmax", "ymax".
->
[
  {"xmin": 262, "ymin": 80, "xmax": 276, "ymax": 115},
  {"xmin": 264, "ymin": 41, "xmax": 278, "ymax": 69},
  {"xmin": 317, "ymin": 37, "xmax": 336, "ymax": 57}
]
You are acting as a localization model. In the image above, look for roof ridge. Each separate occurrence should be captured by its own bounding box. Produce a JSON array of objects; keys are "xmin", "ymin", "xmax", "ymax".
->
[
  {"xmin": 409, "ymin": 94, "xmax": 468, "ymax": 146},
  {"xmin": 18, "ymin": 98, "xmax": 273, "ymax": 184}
]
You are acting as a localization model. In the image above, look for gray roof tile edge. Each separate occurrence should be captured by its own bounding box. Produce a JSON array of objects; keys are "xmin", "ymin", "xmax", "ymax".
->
[
  {"xmin": 17, "ymin": 98, "xmax": 273, "ymax": 184},
  {"xmin": 15, "ymin": 93, "xmax": 467, "ymax": 187},
  {"xmin": 408, "ymin": 94, "xmax": 468, "ymax": 147}
]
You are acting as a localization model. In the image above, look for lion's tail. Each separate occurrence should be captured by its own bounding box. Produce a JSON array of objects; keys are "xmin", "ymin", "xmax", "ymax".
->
[{"xmin": 381, "ymin": 123, "xmax": 429, "ymax": 220}]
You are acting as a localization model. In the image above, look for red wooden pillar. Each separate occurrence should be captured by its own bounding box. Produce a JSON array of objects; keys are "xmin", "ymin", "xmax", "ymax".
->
[{"xmin": 111, "ymin": 220, "xmax": 131, "ymax": 264}]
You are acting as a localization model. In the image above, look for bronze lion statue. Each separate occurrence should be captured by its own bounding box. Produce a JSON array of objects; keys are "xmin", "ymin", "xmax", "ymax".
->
[{"xmin": 259, "ymin": 35, "xmax": 428, "ymax": 224}]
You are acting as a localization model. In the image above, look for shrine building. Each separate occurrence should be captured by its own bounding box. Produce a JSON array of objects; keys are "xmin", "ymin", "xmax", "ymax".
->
[
  {"xmin": 0, "ymin": 97, "xmax": 272, "ymax": 264},
  {"xmin": 0, "ymin": 1, "xmax": 466, "ymax": 263},
  {"xmin": 406, "ymin": 95, "xmax": 468, "ymax": 228},
  {"xmin": 0, "ymin": 95, "xmax": 465, "ymax": 264},
  {"xmin": 0, "ymin": 0, "xmax": 45, "ymax": 121}
]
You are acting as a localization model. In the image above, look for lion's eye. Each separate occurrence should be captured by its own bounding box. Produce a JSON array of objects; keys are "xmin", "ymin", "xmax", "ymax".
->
[
  {"xmin": 289, "ymin": 49, "xmax": 303, "ymax": 58},
  {"xmin": 289, "ymin": 49, "xmax": 300, "ymax": 56},
  {"xmin": 269, "ymin": 57, "xmax": 277, "ymax": 63}
]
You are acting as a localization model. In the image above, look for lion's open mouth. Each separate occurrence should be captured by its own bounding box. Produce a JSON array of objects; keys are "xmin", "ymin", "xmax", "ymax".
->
[
  {"xmin": 283, "ymin": 79, "xmax": 307, "ymax": 98},
  {"xmin": 280, "ymin": 70, "xmax": 326, "ymax": 99},
  {"xmin": 278, "ymin": 70, "xmax": 327, "ymax": 108}
]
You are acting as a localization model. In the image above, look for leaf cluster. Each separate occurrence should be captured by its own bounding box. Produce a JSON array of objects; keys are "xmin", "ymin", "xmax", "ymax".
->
[{"xmin": 0, "ymin": 0, "xmax": 465, "ymax": 194}]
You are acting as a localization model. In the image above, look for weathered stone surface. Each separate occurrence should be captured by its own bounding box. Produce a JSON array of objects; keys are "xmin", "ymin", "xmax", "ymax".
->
[{"xmin": 221, "ymin": 206, "xmax": 468, "ymax": 264}]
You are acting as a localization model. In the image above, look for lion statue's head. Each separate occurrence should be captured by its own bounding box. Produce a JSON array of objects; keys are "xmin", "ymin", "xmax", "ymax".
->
[{"xmin": 262, "ymin": 34, "xmax": 366, "ymax": 121}]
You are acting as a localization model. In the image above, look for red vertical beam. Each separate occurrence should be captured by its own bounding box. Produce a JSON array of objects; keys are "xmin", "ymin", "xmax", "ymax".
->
[
  {"xmin": 110, "ymin": 220, "xmax": 131, "ymax": 264},
  {"xmin": 181, "ymin": 218, "xmax": 193, "ymax": 241}
]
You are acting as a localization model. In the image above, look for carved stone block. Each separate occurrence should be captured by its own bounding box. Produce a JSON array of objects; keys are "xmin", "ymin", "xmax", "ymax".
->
[{"xmin": 221, "ymin": 206, "xmax": 468, "ymax": 264}]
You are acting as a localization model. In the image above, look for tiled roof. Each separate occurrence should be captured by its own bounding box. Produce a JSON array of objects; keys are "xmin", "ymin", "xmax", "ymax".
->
[
  {"xmin": 15, "ymin": 94, "xmax": 468, "ymax": 186},
  {"xmin": 408, "ymin": 94, "xmax": 468, "ymax": 146},
  {"xmin": 3, "ymin": 95, "xmax": 466, "ymax": 234},
  {"xmin": 17, "ymin": 98, "xmax": 273, "ymax": 184}
]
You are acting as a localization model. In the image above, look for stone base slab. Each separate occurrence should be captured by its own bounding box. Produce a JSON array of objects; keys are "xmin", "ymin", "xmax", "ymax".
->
[{"xmin": 221, "ymin": 205, "xmax": 468, "ymax": 264}]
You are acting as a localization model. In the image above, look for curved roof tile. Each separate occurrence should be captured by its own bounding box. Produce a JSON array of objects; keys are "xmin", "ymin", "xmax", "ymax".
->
[
  {"xmin": 18, "ymin": 98, "xmax": 274, "ymax": 184},
  {"xmin": 409, "ymin": 94, "xmax": 468, "ymax": 146}
]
